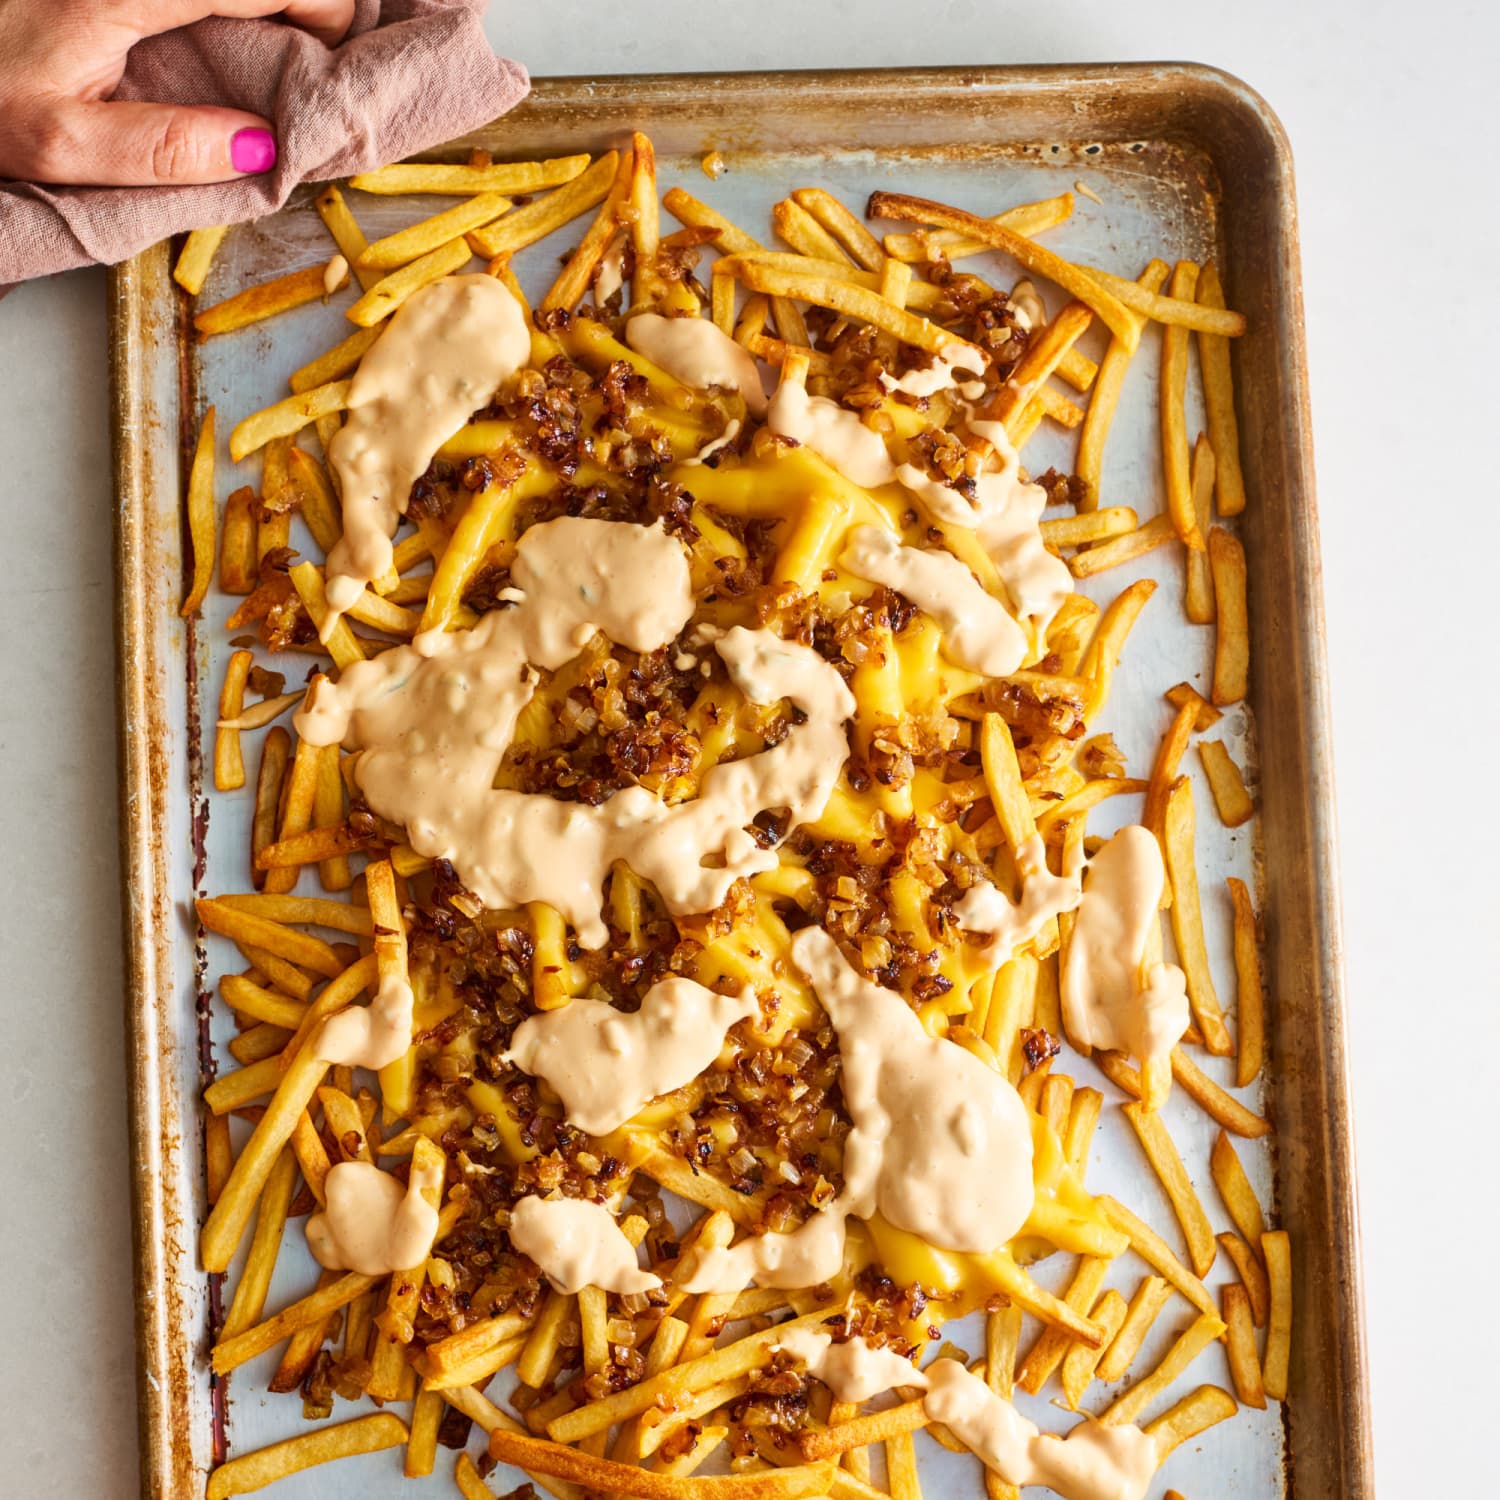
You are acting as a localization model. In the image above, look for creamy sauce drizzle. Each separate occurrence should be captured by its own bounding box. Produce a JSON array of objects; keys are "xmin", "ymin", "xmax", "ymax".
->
[
  {"xmin": 775, "ymin": 1328, "xmax": 923, "ymax": 1403},
  {"xmin": 1009, "ymin": 279, "xmax": 1046, "ymax": 333},
  {"xmin": 626, "ymin": 312, "xmax": 769, "ymax": 416},
  {"xmin": 296, "ymin": 517, "xmax": 854, "ymax": 948},
  {"xmin": 595, "ymin": 230, "xmax": 628, "ymax": 307},
  {"xmin": 955, "ymin": 833, "xmax": 1083, "ymax": 967},
  {"xmin": 323, "ymin": 275, "xmax": 531, "ymax": 634},
  {"xmin": 307, "ymin": 1156, "xmax": 442, "ymax": 1275},
  {"xmin": 315, "ymin": 971, "xmax": 415, "ymax": 1071},
  {"xmin": 323, "ymin": 253, "xmax": 349, "ymax": 295},
  {"xmin": 680, "ymin": 929, "xmax": 1034, "ymax": 1291},
  {"xmin": 923, "ymin": 1360, "xmax": 1158, "ymax": 1500},
  {"xmin": 840, "ymin": 525, "xmax": 1027, "ymax": 677},
  {"xmin": 878, "ymin": 342, "xmax": 987, "ymax": 400},
  {"xmin": 508, "ymin": 1195, "xmax": 661, "ymax": 1295},
  {"xmin": 1061, "ymin": 825, "xmax": 1189, "ymax": 1067},
  {"xmin": 767, "ymin": 379, "xmax": 896, "ymax": 490},
  {"xmin": 684, "ymin": 418, "xmax": 741, "ymax": 466},
  {"xmin": 504, "ymin": 978, "xmax": 759, "ymax": 1134}
]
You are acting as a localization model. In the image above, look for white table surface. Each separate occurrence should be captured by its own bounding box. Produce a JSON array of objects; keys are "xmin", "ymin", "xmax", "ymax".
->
[{"xmin": 2, "ymin": 2, "xmax": 1495, "ymax": 1494}]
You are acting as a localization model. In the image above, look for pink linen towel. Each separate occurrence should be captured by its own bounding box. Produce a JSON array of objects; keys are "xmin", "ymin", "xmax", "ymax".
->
[{"xmin": 0, "ymin": 0, "xmax": 528, "ymax": 285}]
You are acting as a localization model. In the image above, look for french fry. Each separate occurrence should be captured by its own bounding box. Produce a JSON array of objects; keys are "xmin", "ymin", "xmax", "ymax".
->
[
  {"xmin": 313, "ymin": 746, "xmax": 351, "ymax": 892},
  {"xmin": 228, "ymin": 1022, "xmax": 291, "ymax": 1064},
  {"xmin": 1096, "ymin": 1274, "xmax": 1171, "ymax": 1383},
  {"xmin": 1208, "ymin": 527, "xmax": 1250, "ymax": 704},
  {"xmin": 1198, "ymin": 739, "xmax": 1254, "ymax": 827},
  {"xmin": 1197, "ymin": 262, "xmax": 1247, "ymax": 515},
  {"xmin": 1210, "ymin": 1130, "xmax": 1268, "ymax": 1254},
  {"xmin": 220, "ymin": 484, "xmax": 258, "ymax": 594},
  {"xmin": 1081, "ymin": 578, "xmax": 1156, "ymax": 720},
  {"xmin": 288, "ymin": 567, "xmax": 365, "ymax": 670},
  {"xmin": 291, "ymin": 325, "xmax": 383, "ymax": 395},
  {"xmin": 1079, "ymin": 263, "xmax": 1246, "ymax": 336},
  {"xmin": 1064, "ymin": 1087, "xmax": 1102, "ymax": 1176},
  {"xmin": 205, "ymin": 1108, "xmax": 232, "ymax": 1203},
  {"xmin": 195, "ymin": 263, "xmax": 341, "ymax": 337},
  {"xmin": 1016, "ymin": 1254, "xmax": 1112, "ymax": 1393},
  {"xmin": 1164, "ymin": 681, "xmax": 1222, "ymax": 730},
  {"xmin": 886, "ymin": 1429, "xmax": 922, "ymax": 1500},
  {"xmin": 1058, "ymin": 1287, "xmax": 1127, "ymax": 1410},
  {"xmin": 1039, "ymin": 507, "xmax": 1137, "ymax": 548},
  {"xmin": 347, "ymin": 238, "xmax": 473, "ymax": 326},
  {"xmin": 1185, "ymin": 434, "xmax": 1218, "ymax": 622},
  {"xmin": 881, "ymin": 191, "xmax": 1075, "ymax": 263},
  {"xmin": 212, "ymin": 1266, "xmax": 378, "ymax": 1374},
  {"xmin": 867, "ymin": 192, "xmax": 1138, "ymax": 348},
  {"xmin": 180, "ymin": 406, "xmax": 217, "ymax": 616},
  {"xmin": 1219, "ymin": 1231, "xmax": 1271, "ymax": 1326},
  {"xmin": 196, "ymin": 898, "xmax": 344, "ymax": 977},
  {"xmin": 1144, "ymin": 699, "xmax": 1200, "ymax": 839},
  {"xmin": 315, "ymin": 185, "xmax": 381, "ymax": 291},
  {"xmin": 351, "ymin": 157, "xmax": 591, "ymax": 196},
  {"xmin": 490, "ymin": 1428, "xmax": 832, "ymax": 1499},
  {"xmin": 1143, "ymin": 1385, "xmax": 1238, "ymax": 1460},
  {"xmin": 1097, "ymin": 1196, "xmax": 1217, "ymax": 1319},
  {"xmin": 1161, "ymin": 261, "xmax": 1202, "ymax": 549},
  {"xmin": 1162, "ymin": 776, "xmax": 1233, "ymax": 1054},
  {"xmin": 791, "ymin": 187, "xmax": 886, "ymax": 270},
  {"xmin": 773, "ymin": 197, "xmax": 854, "ymax": 263},
  {"xmin": 1171, "ymin": 1047, "xmax": 1270, "ymax": 1138},
  {"xmin": 991, "ymin": 302, "xmax": 1093, "ymax": 434},
  {"xmin": 219, "ymin": 1147, "xmax": 298, "ymax": 1341},
  {"xmin": 1100, "ymin": 1311, "xmax": 1225, "ymax": 1426},
  {"xmin": 173, "ymin": 225, "xmax": 229, "ymax": 295},
  {"xmin": 469, "ymin": 151, "xmax": 620, "ymax": 258},
  {"xmin": 220, "ymin": 973, "xmax": 309, "ymax": 1030},
  {"xmin": 1123, "ymin": 1103, "xmax": 1217, "ymax": 1278},
  {"xmin": 543, "ymin": 148, "xmax": 635, "ymax": 313},
  {"xmin": 256, "ymin": 434, "xmax": 292, "ymax": 560},
  {"xmin": 800, "ymin": 1401, "xmax": 930, "ymax": 1460},
  {"xmin": 263, "ymin": 735, "xmax": 320, "ymax": 896},
  {"xmin": 215, "ymin": 649, "xmax": 251, "ymax": 791},
  {"xmin": 1222, "ymin": 1282, "xmax": 1266, "ymax": 1409},
  {"xmin": 1227, "ymin": 877, "xmax": 1265, "ymax": 1086},
  {"xmin": 1067, "ymin": 515, "xmax": 1175, "ymax": 579},
  {"xmin": 206, "ymin": 1413, "xmax": 408, "ymax": 1499},
  {"xmin": 359, "ymin": 193, "xmax": 514, "ymax": 271},
  {"xmin": 229, "ymin": 379, "xmax": 350, "ymax": 462}
]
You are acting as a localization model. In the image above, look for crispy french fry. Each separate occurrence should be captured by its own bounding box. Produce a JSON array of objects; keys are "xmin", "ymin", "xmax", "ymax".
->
[
  {"xmin": 219, "ymin": 1147, "xmax": 298, "ymax": 1340},
  {"xmin": 220, "ymin": 973, "xmax": 309, "ymax": 1030},
  {"xmin": 1185, "ymin": 434, "xmax": 1217, "ymax": 621},
  {"xmin": 1039, "ymin": 508, "xmax": 1137, "ymax": 548},
  {"xmin": 992, "ymin": 302, "xmax": 1093, "ymax": 434},
  {"xmin": 213, "ymin": 1267, "xmax": 378, "ymax": 1374},
  {"xmin": 773, "ymin": 197, "xmax": 854, "ymax": 263},
  {"xmin": 316, "ymin": 185, "xmax": 381, "ymax": 291},
  {"xmin": 1197, "ymin": 262, "xmax": 1247, "ymax": 515},
  {"xmin": 291, "ymin": 325, "xmax": 382, "ymax": 395},
  {"xmin": 229, "ymin": 380, "xmax": 350, "ymax": 462},
  {"xmin": 543, "ymin": 148, "xmax": 634, "ymax": 314},
  {"xmin": 359, "ymin": 193, "xmax": 513, "ymax": 271},
  {"xmin": 1210, "ymin": 1129, "xmax": 1268, "ymax": 1252},
  {"xmin": 1101, "ymin": 1311, "xmax": 1225, "ymax": 1426},
  {"xmin": 1097, "ymin": 1196, "xmax": 1217, "ymax": 1319},
  {"xmin": 1227, "ymin": 878, "xmax": 1265, "ymax": 1086},
  {"xmin": 1059, "ymin": 1287, "xmax": 1127, "ymax": 1411},
  {"xmin": 195, "ymin": 264, "xmax": 341, "ymax": 337},
  {"xmin": 1218, "ymin": 1229, "xmax": 1271, "ymax": 1326},
  {"xmin": 220, "ymin": 484, "xmax": 258, "ymax": 594},
  {"xmin": 251, "ymin": 727, "xmax": 288, "ymax": 892},
  {"xmin": 1123, "ymin": 1103, "xmax": 1217, "ymax": 1278},
  {"xmin": 1143, "ymin": 1385, "xmax": 1238, "ymax": 1459},
  {"xmin": 1080, "ymin": 264, "xmax": 1246, "ymax": 336},
  {"xmin": 1222, "ymin": 1282, "xmax": 1266, "ymax": 1409},
  {"xmin": 1171, "ymin": 1047, "xmax": 1270, "ymax": 1138},
  {"xmin": 215, "ymin": 649, "xmax": 251, "ymax": 790},
  {"xmin": 1198, "ymin": 739, "xmax": 1254, "ymax": 827},
  {"xmin": 262, "ymin": 734, "xmax": 320, "ymax": 896},
  {"xmin": 801, "ymin": 1401, "xmax": 930, "ymax": 1460},
  {"xmin": 1164, "ymin": 681, "xmax": 1221, "ymax": 729},
  {"xmin": 791, "ymin": 187, "xmax": 886, "ymax": 270},
  {"xmin": 180, "ymin": 406, "xmax": 217, "ymax": 616},
  {"xmin": 867, "ymin": 192, "xmax": 1138, "ymax": 348},
  {"xmin": 1097, "ymin": 1274, "xmax": 1171, "ymax": 1382},
  {"xmin": 1208, "ymin": 526, "xmax": 1249, "ymax": 704},
  {"xmin": 347, "ymin": 237, "xmax": 473, "ymax": 327},
  {"xmin": 881, "ymin": 191, "xmax": 1075, "ymax": 263},
  {"xmin": 352, "ymin": 157, "xmax": 590, "ymax": 196},
  {"xmin": 196, "ymin": 898, "xmax": 343, "ymax": 977},
  {"xmin": 288, "ymin": 567, "xmax": 365, "ymax": 670},
  {"xmin": 1162, "ymin": 776, "xmax": 1232, "ymax": 1054},
  {"xmin": 1017, "ymin": 1254, "xmax": 1112, "ymax": 1393},
  {"xmin": 1081, "ymin": 578, "xmax": 1156, "ymax": 720},
  {"xmin": 174, "ymin": 225, "xmax": 229, "ymax": 295},
  {"xmin": 1067, "ymin": 515, "xmax": 1175, "ymax": 579},
  {"xmin": 1162, "ymin": 261, "xmax": 1202, "ymax": 549},
  {"xmin": 206, "ymin": 1414, "xmax": 408, "ymax": 1499},
  {"xmin": 470, "ymin": 152, "xmax": 620, "ymax": 258},
  {"xmin": 1144, "ymin": 699, "xmax": 1200, "ymax": 839},
  {"xmin": 1064, "ymin": 1087, "xmax": 1102, "ymax": 1176}
]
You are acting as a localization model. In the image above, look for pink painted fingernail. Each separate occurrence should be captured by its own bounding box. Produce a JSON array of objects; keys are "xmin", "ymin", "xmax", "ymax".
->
[{"xmin": 230, "ymin": 128, "xmax": 277, "ymax": 175}]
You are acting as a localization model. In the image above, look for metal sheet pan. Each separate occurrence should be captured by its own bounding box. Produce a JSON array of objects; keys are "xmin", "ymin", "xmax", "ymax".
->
[{"xmin": 109, "ymin": 64, "xmax": 1369, "ymax": 1500}]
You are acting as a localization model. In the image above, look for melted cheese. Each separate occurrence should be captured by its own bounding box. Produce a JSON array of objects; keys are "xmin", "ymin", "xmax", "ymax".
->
[{"xmin": 508, "ymin": 1196, "xmax": 660, "ymax": 1295}]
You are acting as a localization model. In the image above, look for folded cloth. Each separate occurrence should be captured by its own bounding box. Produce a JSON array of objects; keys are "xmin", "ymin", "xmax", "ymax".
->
[{"xmin": 0, "ymin": 0, "xmax": 528, "ymax": 286}]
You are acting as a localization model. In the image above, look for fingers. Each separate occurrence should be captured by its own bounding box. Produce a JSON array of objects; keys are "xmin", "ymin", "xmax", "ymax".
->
[{"xmin": 20, "ymin": 99, "xmax": 279, "ymax": 187}]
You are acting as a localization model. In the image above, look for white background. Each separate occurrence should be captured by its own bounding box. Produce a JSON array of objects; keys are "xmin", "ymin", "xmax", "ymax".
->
[{"xmin": 1, "ymin": 2, "xmax": 1495, "ymax": 1495}]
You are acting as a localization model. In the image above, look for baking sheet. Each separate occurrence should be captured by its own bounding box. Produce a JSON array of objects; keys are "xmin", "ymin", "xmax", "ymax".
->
[{"xmin": 109, "ymin": 66, "xmax": 1368, "ymax": 1500}]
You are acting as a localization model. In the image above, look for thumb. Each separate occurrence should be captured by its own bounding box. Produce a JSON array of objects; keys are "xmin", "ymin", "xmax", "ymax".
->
[{"xmin": 27, "ymin": 98, "xmax": 279, "ymax": 187}]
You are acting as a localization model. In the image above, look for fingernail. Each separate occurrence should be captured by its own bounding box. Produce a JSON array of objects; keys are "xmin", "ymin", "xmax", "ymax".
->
[{"xmin": 230, "ymin": 128, "xmax": 277, "ymax": 175}]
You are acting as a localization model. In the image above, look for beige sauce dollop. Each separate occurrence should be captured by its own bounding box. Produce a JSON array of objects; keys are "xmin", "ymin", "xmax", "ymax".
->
[
  {"xmin": 626, "ymin": 312, "xmax": 768, "ymax": 415},
  {"xmin": 680, "ymin": 929, "xmax": 1034, "ymax": 1291},
  {"xmin": 296, "ymin": 518, "xmax": 854, "ymax": 948},
  {"xmin": 878, "ymin": 342, "xmax": 987, "ymax": 400},
  {"xmin": 323, "ymin": 253, "xmax": 349, "ymax": 295},
  {"xmin": 1061, "ymin": 825, "xmax": 1189, "ymax": 1067},
  {"xmin": 775, "ymin": 1328, "xmax": 923, "ymax": 1403},
  {"xmin": 307, "ymin": 1156, "xmax": 443, "ymax": 1276},
  {"xmin": 315, "ymin": 971, "xmax": 415, "ymax": 1071},
  {"xmin": 504, "ymin": 978, "xmax": 759, "ymax": 1135},
  {"xmin": 923, "ymin": 1360, "xmax": 1158, "ymax": 1500},
  {"xmin": 323, "ymin": 275, "xmax": 531, "ymax": 634},
  {"xmin": 595, "ymin": 230, "xmax": 628, "ymax": 307},
  {"xmin": 955, "ymin": 833, "xmax": 1082, "ymax": 967},
  {"xmin": 508, "ymin": 1196, "xmax": 661, "ymax": 1295},
  {"xmin": 766, "ymin": 379, "xmax": 895, "ymax": 490},
  {"xmin": 840, "ymin": 525, "xmax": 1028, "ymax": 677}
]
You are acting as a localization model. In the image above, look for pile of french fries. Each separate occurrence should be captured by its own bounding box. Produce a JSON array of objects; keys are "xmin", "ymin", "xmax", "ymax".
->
[{"xmin": 175, "ymin": 132, "xmax": 1288, "ymax": 1500}]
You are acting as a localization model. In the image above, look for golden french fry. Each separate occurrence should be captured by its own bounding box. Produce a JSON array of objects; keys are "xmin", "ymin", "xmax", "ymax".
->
[
  {"xmin": 206, "ymin": 1414, "xmax": 408, "ymax": 1499},
  {"xmin": 229, "ymin": 379, "xmax": 350, "ymax": 462},
  {"xmin": 1097, "ymin": 1274, "xmax": 1171, "ymax": 1383},
  {"xmin": 213, "ymin": 1266, "xmax": 377, "ymax": 1374},
  {"xmin": 1144, "ymin": 699, "xmax": 1200, "ymax": 839},
  {"xmin": 791, "ymin": 187, "xmax": 886, "ymax": 270},
  {"xmin": 1222, "ymin": 1282, "xmax": 1266, "ymax": 1409},
  {"xmin": 1161, "ymin": 261, "xmax": 1202, "ymax": 549},
  {"xmin": 173, "ymin": 225, "xmax": 228, "ymax": 295},
  {"xmin": 1039, "ymin": 508, "xmax": 1138, "ymax": 548},
  {"xmin": 219, "ymin": 1147, "xmax": 298, "ymax": 1341},
  {"xmin": 881, "ymin": 191, "xmax": 1075, "ymax": 262},
  {"xmin": 352, "ymin": 156, "xmax": 590, "ymax": 196},
  {"xmin": 1210, "ymin": 1129, "xmax": 1268, "ymax": 1253},
  {"xmin": 316, "ymin": 184, "xmax": 381, "ymax": 291},
  {"xmin": 1209, "ymin": 526, "xmax": 1250, "ymax": 704},
  {"xmin": 195, "ymin": 263, "xmax": 341, "ymax": 337},
  {"xmin": 291, "ymin": 325, "xmax": 382, "ymax": 395},
  {"xmin": 1059, "ymin": 1287, "xmax": 1127, "ymax": 1410},
  {"xmin": 1143, "ymin": 1385, "xmax": 1238, "ymax": 1460},
  {"xmin": 773, "ymin": 197, "xmax": 854, "ymax": 263},
  {"xmin": 1185, "ymin": 433, "xmax": 1217, "ymax": 621},
  {"xmin": 1197, "ymin": 262, "xmax": 1247, "ymax": 515},
  {"xmin": 347, "ymin": 237, "xmax": 473, "ymax": 327},
  {"xmin": 214, "ymin": 648, "xmax": 250, "ymax": 791},
  {"xmin": 542, "ymin": 147, "xmax": 634, "ymax": 313},
  {"xmin": 220, "ymin": 484, "xmax": 257, "ymax": 594},
  {"xmin": 1198, "ymin": 739, "xmax": 1254, "ymax": 827},
  {"xmin": 250, "ymin": 726, "xmax": 289, "ymax": 891},
  {"xmin": 1100, "ymin": 1311, "xmax": 1225, "ymax": 1426},
  {"xmin": 470, "ymin": 151, "xmax": 620, "ymax": 258},
  {"xmin": 1164, "ymin": 681, "xmax": 1222, "ymax": 729},
  {"xmin": 1097, "ymin": 1196, "xmax": 1217, "ymax": 1319},
  {"xmin": 180, "ymin": 406, "xmax": 216, "ymax": 616},
  {"xmin": 1016, "ymin": 1255, "xmax": 1112, "ymax": 1394},
  {"xmin": 288, "ymin": 566, "xmax": 365, "ymax": 670},
  {"xmin": 1067, "ymin": 514, "xmax": 1175, "ymax": 579},
  {"xmin": 1123, "ymin": 1102, "xmax": 1217, "ymax": 1278},
  {"xmin": 359, "ymin": 192, "xmax": 513, "ymax": 271},
  {"xmin": 1162, "ymin": 776, "xmax": 1233, "ymax": 1055},
  {"xmin": 1228, "ymin": 877, "xmax": 1265, "ymax": 1086},
  {"xmin": 992, "ymin": 302, "xmax": 1093, "ymax": 434},
  {"xmin": 1081, "ymin": 578, "xmax": 1157, "ymax": 720},
  {"xmin": 1080, "ymin": 263, "xmax": 1246, "ymax": 336},
  {"xmin": 1171, "ymin": 1047, "xmax": 1270, "ymax": 1138},
  {"xmin": 801, "ymin": 1401, "xmax": 930, "ymax": 1460}
]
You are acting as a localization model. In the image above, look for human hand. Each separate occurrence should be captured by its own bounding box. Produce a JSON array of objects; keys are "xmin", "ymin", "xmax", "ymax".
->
[{"xmin": 0, "ymin": 0, "xmax": 356, "ymax": 187}]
